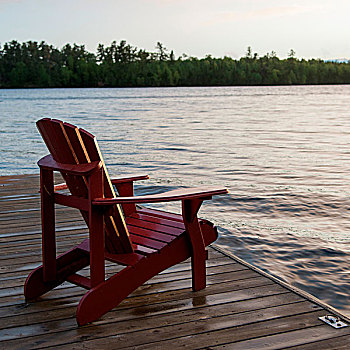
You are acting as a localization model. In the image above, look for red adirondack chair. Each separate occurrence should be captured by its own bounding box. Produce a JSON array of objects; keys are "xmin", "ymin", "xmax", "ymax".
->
[{"xmin": 24, "ymin": 118, "xmax": 228, "ymax": 325}]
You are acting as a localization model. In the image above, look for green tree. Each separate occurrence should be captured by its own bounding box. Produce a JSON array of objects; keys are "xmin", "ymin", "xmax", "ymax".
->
[
  {"xmin": 156, "ymin": 42, "xmax": 169, "ymax": 61},
  {"xmin": 1, "ymin": 39, "xmax": 350, "ymax": 88}
]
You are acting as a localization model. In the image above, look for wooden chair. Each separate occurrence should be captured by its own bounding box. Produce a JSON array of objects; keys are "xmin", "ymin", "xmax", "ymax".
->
[{"xmin": 24, "ymin": 118, "xmax": 228, "ymax": 325}]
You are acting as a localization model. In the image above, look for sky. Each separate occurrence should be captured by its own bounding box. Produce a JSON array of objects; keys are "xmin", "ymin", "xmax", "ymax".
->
[{"xmin": 1, "ymin": 0, "xmax": 350, "ymax": 60}]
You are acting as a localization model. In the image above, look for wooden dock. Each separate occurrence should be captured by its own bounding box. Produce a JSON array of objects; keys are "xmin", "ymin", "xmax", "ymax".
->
[{"xmin": 0, "ymin": 174, "xmax": 349, "ymax": 349}]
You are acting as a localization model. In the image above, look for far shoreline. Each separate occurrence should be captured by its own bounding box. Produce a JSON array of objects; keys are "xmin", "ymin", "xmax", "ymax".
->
[{"xmin": 1, "ymin": 83, "xmax": 350, "ymax": 90}]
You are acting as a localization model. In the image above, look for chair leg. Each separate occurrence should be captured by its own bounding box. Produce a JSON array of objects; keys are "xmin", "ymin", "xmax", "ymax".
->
[
  {"xmin": 24, "ymin": 248, "xmax": 89, "ymax": 300},
  {"xmin": 76, "ymin": 235, "xmax": 192, "ymax": 325},
  {"xmin": 191, "ymin": 245, "xmax": 207, "ymax": 291},
  {"xmin": 40, "ymin": 168, "xmax": 57, "ymax": 282},
  {"xmin": 182, "ymin": 199, "xmax": 207, "ymax": 291}
]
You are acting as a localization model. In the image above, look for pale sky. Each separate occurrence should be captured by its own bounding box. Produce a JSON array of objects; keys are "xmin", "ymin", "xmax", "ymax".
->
[{"xmin": 1, "ymin": 0, "xmax": 350, "ymax": 59}]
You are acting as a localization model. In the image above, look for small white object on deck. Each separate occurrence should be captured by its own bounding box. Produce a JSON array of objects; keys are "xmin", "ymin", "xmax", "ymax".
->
[{"xmin": 319, "ymin": 315, "xmax": 348, "ymax": 328}]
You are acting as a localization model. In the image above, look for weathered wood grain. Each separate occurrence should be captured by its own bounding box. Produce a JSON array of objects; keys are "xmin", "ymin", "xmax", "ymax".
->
[{"xmin": 0, "ymin": 174, "xmax": 349, "ymax": 350}]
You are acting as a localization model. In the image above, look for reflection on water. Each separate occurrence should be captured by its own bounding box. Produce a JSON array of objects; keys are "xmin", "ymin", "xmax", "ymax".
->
[{"xmin": 0, "ymin": 85, "xmax": 349, "ymax": 315}]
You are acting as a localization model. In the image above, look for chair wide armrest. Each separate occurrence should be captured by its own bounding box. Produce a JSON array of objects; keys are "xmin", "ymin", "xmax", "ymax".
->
[
  {"xmin": 111, "ymin": 174, "xmax": 149, "ymax": 185},
  {"xmin": 38, "ymin": 154, "xmax": 102, "ymax": 176},
  {"xmin": 93, "ymin": 186, "xmax": 228, "ymax": 205}
]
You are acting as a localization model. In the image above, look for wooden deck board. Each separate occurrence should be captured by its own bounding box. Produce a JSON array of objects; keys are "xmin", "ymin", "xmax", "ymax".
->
[{"xmin": 0, "ymin": 174, "xmax": 349, "ymax": 349}]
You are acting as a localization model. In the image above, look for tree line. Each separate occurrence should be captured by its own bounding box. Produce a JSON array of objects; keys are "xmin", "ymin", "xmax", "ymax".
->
[{"xmin": 0, "ymin": 40, "xmax": 349, "ymax": 88}]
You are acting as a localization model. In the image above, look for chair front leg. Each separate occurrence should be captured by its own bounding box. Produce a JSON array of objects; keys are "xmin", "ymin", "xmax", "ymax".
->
[
  {"xmin": 40, "ymin": 168, "xmax": 57, "ymax": 282},
  {"xmin": 182, "ymin": 199, "xmax": 207, "ymax": 291}
]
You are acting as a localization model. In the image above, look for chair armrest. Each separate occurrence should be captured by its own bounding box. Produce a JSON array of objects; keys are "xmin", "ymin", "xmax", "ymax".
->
[
  {"xmin": 111, "ymin": 174, "xmax": 149, "ymax": 185},
  {"xmin": 93, "ymin": 186, "xmax": 228, "ymax": 205},
  {"xmin": 38, "ymin": 154, "xmax": 102, "ymax": 176}
]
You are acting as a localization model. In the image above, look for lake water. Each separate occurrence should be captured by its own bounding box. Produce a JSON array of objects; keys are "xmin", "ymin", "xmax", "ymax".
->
[{"xmin": 0, "ymin": 86, "xmax": 349, "ymax": 316}]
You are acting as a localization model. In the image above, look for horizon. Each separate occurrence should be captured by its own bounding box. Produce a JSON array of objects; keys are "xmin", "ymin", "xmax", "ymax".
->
[{"xmin": 1, "ymin": 0, "xmax": 350, "ymax": 60}]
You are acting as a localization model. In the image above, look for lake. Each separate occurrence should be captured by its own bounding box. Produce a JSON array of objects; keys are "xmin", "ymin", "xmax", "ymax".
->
[{"xmin": 0, "ymin": 85, "xmax": 349, "ymax": 315}]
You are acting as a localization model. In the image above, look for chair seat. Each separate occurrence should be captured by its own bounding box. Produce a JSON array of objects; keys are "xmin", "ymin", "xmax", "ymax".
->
[
  {"xmin": 126, "ymin": 207, "xmax": 214, "ymax": 256},
  {"xmin": 127, "ymin": 208, "xmax": 185, "ymax": 254}
]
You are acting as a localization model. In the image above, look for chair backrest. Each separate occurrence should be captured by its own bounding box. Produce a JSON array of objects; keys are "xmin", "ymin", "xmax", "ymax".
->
[{"xmin": 37, "ymin": 118, "xmax": 133, "ymax": 254}]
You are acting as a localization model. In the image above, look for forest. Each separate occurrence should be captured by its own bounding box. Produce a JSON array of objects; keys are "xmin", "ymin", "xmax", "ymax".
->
[{"xmin": 0, "ymin": 40, "xmax": 350, "ymax": 88}]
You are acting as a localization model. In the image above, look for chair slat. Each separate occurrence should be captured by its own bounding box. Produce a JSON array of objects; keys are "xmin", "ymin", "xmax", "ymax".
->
[
  {"xmin": 127, "ymin": 225, "xmax": 176, "ymax": 243},
  {"xmin": 79, "ymin": 128, "xmax": 115, "ymax": 197},
  {"xmin": 37, "ymin": 118, "xmax": 65, "ymax": 163},
  {"xmin": 79, "ymin": 127, "xmax": 133, "ymax": 253},
  {"xmin": 129, "ymin": 234, "xmax": 168, "ymax": 250},
  {"xmin": 62, "ymin": 122, "xmax": 91, "ymax": 164},
  {"xmin": 50, "ymin": 119, "xmax": 79, "ymax": 164},
  {"xmin": 126, "ymin": 217, "xmax": 183, "ymax": 236},
  {"xmin": 129, "ymin": 212, "xmax": 186, "ymax": 229},
  {"xmin": 137, "ymin": 207, "xmax": 184, "ymax": 222},
  {"xmin": 49, "ymin": 119, "xmax": 88, "ymax": 199}
]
